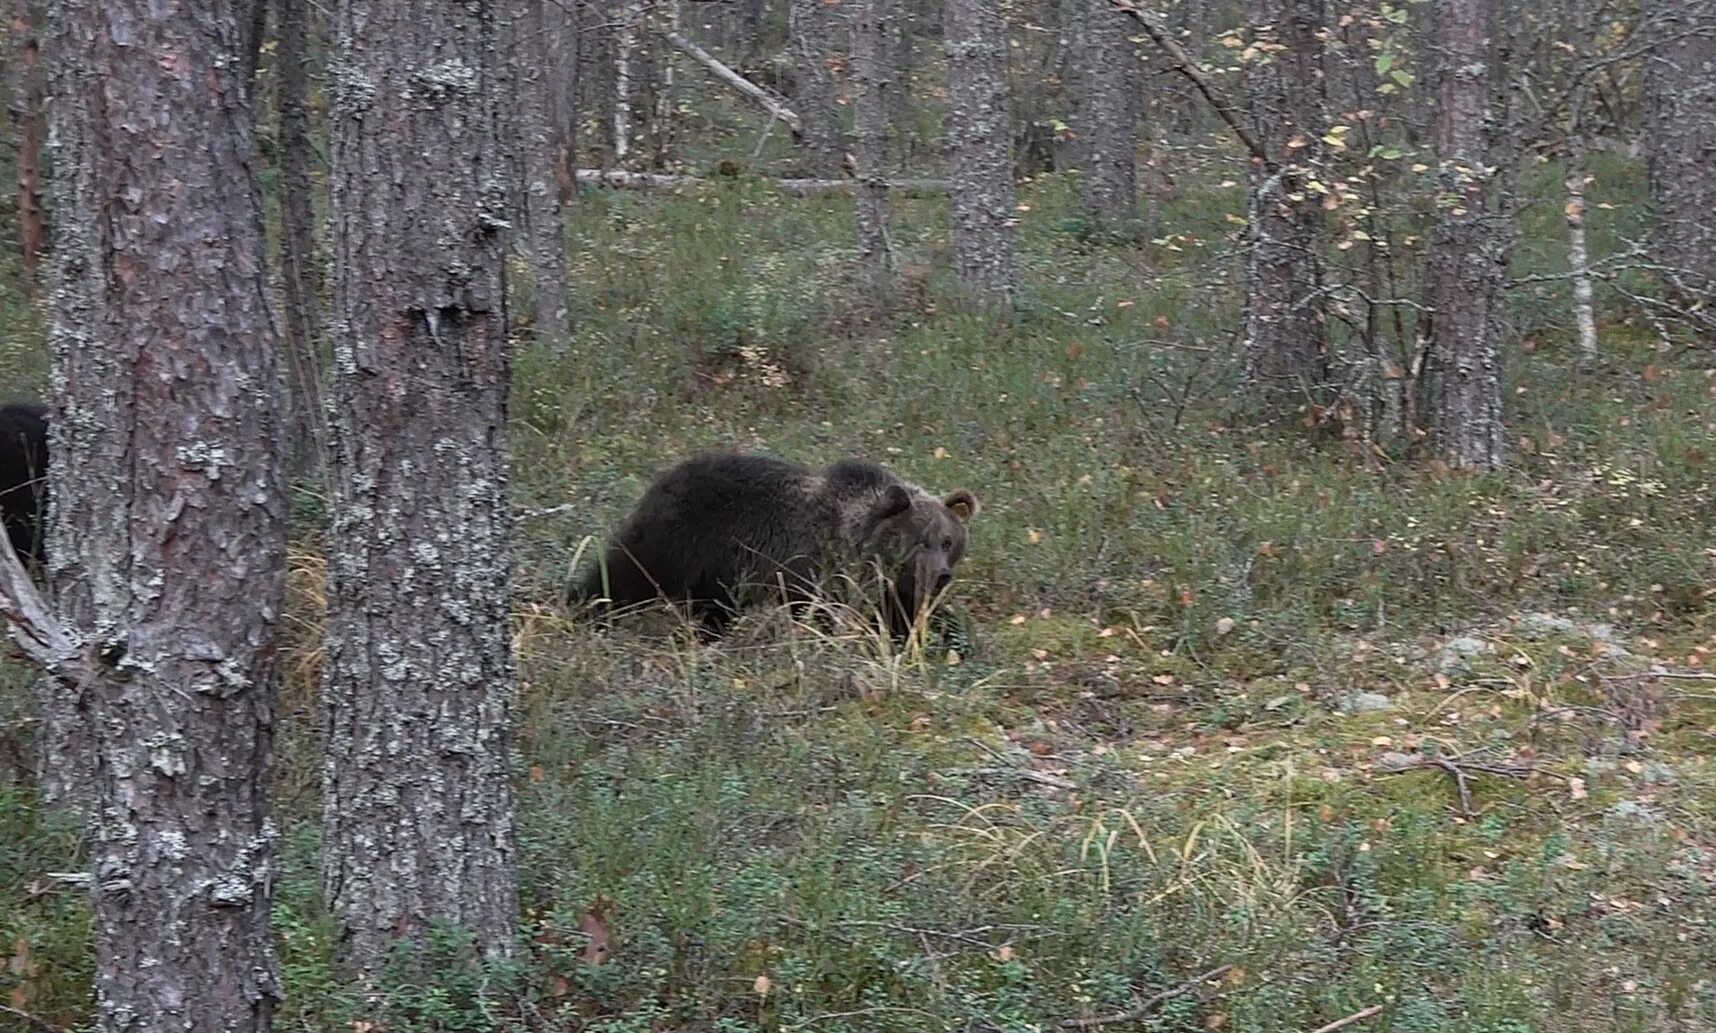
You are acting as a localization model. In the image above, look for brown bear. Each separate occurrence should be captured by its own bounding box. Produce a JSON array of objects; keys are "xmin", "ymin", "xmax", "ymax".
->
[
  {"xmin": 0, "ymin": 400, "xmax": 49, "ymax": 573},
  {"xmin": 567, "ymin": 453, "xmax": 979, "ymax": 640}
]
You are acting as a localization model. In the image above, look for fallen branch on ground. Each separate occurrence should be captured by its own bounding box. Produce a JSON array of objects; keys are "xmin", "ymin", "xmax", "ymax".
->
[
  {"xmin": 1305, "ymin": 1004, "xmax": 1386, "ymax": 1033},
  {"xmin": 1060, "ymin": 963, "xmax": 1235, "ymax": 1028},
  {"xmin": 574, "ymin": 169, "xmax": 952, "ymax": 196}
]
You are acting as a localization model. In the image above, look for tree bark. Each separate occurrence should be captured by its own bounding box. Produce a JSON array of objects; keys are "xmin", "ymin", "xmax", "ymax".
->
[
  {"xmin": 1070, "ymin": 0, "xmax": 1141, "ymax": 227},
  {"xmin": 277, "ymin": 0, "xmax": 327, "ymax": 482},
  {"xmin": 240, "ymin": 0, "xmax": 270, "ymax": 98},
  {"xmin": 1564, "ymin": 1, "xmax": 1599, "ymax": 368},
  {"xmin": 789, "ymin": 0, "xmax": 846, "ymax": 176},
  {"xmin": 944, "ymin": 0, "xmax": 1020, "ymax": 305},
  {"xmin": 1424, "ymin": 0, "xmax": 1508, "ymax": 469},
  {"xmin": 9, "ymin": 0, "xmax": 44, "ymax": 294},
  {"xmin": 324, "ymin": 0, "xmax": 520, "ymax": 982},
  {"xmin": 1239, "ymin": 0, "xmax": 1328, "ymax": 413},
  {"xmin": 614, "ymin": 0, "xmax": 640, "ymax": 163},
  {"xmin": 517, "ymin": 0, "xmax": 574, "ymax": 351},
  {"xmin": 879, "ymin": 0, "xmax": 913, "ymax": 167},
  {"xmin": 1641, "ymin": 0, "xmax": 1716, "ymax": 301},
  {"xmin": 852, "ymin": 0, "xmax": 896, "ymax": 304},
  {"xmin": 42, "ymin": 0, "xmax": 289, "ymax": 1027}
]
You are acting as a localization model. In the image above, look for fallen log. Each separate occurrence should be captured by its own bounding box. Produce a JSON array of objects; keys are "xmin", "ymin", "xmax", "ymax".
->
[{"xmin": 574, "ymin": 169, "xmax": 952, "ymax": 197}]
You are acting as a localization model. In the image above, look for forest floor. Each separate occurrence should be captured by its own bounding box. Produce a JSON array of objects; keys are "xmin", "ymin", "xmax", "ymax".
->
[{"xmin": 3, "ymin": 148, "xmax": 1715, "ymax": 1031}]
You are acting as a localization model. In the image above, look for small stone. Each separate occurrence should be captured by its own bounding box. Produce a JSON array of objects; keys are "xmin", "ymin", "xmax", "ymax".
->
[
  {"xmin": 1376, "ymin": 751, "xmax": 1420, "ymax": 772},
  {"xmin": 1438, "ymin": 636, "xmax": 1490, "ymax": 672},
  {"xmin": 1338, "ymin": 691, "xmax": 1392, "ymax": 714}
]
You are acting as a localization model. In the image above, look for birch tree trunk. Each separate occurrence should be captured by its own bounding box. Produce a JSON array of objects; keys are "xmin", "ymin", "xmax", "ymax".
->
[
  {"xmin": 324, "ymin": 0, "xmax": 520, "ymax": 982},
  {"xmin": 1425, "ymin": 0, "xmax": 1508, "ymax": 469},
  {"xmin": 790, "ymin": 0, "xmax": 846, "ymax": 176},
  {"xmin": 1564, "ymin": 2, "xmax": 1599, "ymax": 368},
  {"xmin": 944, "ymin": 0, "xmax": 1019, "ymax": 305},
  {"xmin": 277, "ymin": 0, "xmax": 327, "ymax": 481},
  {"xmin": 852, "ymin": 0, "xmax": 895, "ymax": 304},
  {"xmin": 614, "ymin": 0, "xmax": 640, "ymax": 163},
  {"xmin": 43, "ymin": 0, "xmax": 289, "ymax": 1026},
  {"xmin": 1240, "ymin": 0, "xmax": 1329, "ymax": 415},
  {"xmin": 1070, "ymin": 0, "xmax": 1141, "ymax": 227},
  {"xmin": 1641, "ymin": 0, "xmax": 1716, "ymax": 302}
]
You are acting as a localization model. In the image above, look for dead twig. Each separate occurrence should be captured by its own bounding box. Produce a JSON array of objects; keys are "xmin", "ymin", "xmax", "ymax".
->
[
  {"xmin": 0, "ymin": 1002, "xmax": 64, "ymax": 1033},
  {"xmin": 1060, "ymin": 963, "xmax": 1235, "ymax": 1029},
  {"xmin": 1305, "ymin": 1004, "xmax": 1385, "ymax": 1033}
]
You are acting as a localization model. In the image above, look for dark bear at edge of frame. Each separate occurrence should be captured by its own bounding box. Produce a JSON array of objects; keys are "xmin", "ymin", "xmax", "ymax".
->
[
  {"xmin": 566, "ymin": 452, "xmax": 981, "ymax": 642},
  {"xmin": 0, "ymin": 400, "xmax": 49, "ymax": 574}
]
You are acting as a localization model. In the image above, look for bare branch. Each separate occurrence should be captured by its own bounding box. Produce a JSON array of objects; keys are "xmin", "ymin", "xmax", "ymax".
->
[
  {"xmin": 0, "ymin": 531, "xmax": 89, "ymax": 685},
  {"xmin": 1061, "ymin": 964, "xmax": 1235, "ymax": 1029},
  {"xmin": 662, "ymin": 29, "xmax": 803, "ymax": 134},
  {"xmin": 1108, "ymin": 0, "xmax": 1269, "ymax": 167}
]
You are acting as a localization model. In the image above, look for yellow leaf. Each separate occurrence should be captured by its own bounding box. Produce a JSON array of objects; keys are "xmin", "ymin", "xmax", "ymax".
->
[{"xmin": 1027, "ymin": 528, "xmax": 1044, "ymax": 544}]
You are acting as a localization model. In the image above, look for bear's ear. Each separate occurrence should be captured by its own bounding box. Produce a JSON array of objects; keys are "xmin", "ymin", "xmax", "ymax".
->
[
  {"xmin": 872, "ymin": 484, "xmax": 913, "ymax": 521},
  {"xmin": 942, "ymin": 489, "xmax": 980, "ymax": 522}
]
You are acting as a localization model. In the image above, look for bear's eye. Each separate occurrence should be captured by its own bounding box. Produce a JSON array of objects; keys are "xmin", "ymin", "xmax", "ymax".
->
[{"xmin": 941, "ymin": 537, "xmax": 953, "ymax": 552}]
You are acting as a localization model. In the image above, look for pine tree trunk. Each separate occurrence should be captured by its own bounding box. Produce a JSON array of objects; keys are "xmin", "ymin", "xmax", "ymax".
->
[
  {"xmin": 45, "ymin": 0, "xmax": 289, "ymax": 1026},
  {"xmin": 789, "ymin": 0, "xmax": 845, "ymax": 177},
  {"xmin": 944, "ymin": 0, "xmax": 1019, "ymax": 305},
  {"xmin": 9, "ymin": 0, "xmax": 44, "ymax": 294},
  {"xmin": 277, "ymin": 0, "xmax": 327, "ymax": 482},
  {"xmin": 324, "ymin": 0, "xmax": 520, "ymax": 982},
  {"xmin": 852, "ymin": 0, "xmax": 895, "ymax": 304},
  {"xmin": 1641, "ymin": 0, "xmax": 1716, "ymax": 301},
  {"xmin": 1070, "ymin": 0, "xmax": 1140, "ymax": 227},
  {"xmin": 517, "ymin": 0, "xmax": 574, "ymax": 351},
  {"xmin": 879, "ymin": 0, "xmax": 913, "ymax": 167},
  {"xmin": 1240, "ymin": 0, "xmax": 1328, "ymax": 415},
  {"xmin": 1425, "ymin": 0, "xmax": 1508, "ymax": 469}
]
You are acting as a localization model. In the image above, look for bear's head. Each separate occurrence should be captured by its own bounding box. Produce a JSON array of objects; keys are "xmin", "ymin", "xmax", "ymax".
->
[{"xmin": 864, "ymin": 483, "xmax": 980, "ymax": 636}]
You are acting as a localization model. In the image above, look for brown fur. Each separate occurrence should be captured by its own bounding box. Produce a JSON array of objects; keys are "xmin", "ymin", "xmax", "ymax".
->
[
  {"xmin": 0, "ymin": 401, "xmax": 49, "ymax": 573},
  {"xmin": 568, "ymin": 453, "xmax": 979, "ymax": 640}
]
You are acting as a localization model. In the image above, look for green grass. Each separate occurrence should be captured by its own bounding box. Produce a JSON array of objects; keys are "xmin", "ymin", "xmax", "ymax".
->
[{"xmin": 3, "ymin": 123, "xmax": 1716, "ymax": 1032}]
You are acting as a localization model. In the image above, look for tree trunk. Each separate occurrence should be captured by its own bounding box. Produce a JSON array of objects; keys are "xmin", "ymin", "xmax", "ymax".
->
[
  {"xmin": 852, "ymin": 0, "xmax": 895, "ymax": 304},
  {"xmin": 324, "ymin": 0, "xmax": 520, "ymax": 982},
  {"xmin": 240, "ymin": 0, "xmax": 270, "ymax": 98},
  {"xmin": 44, "ymin": 0, "xmax": 289, "ymax": 1027},
  {"xmin": 944, "ymin": 0, "xmax": 1019, "ymax": 305},
  {"xmin": 517, "ymin": 0, "xmax": 574, "ymax": 351},
  {"xmin": 1240, "ymin": 0, "xmax": 1329, "ymax": 413},
  {"xmin": 789, "ymin": 0, "xmax": 845, "ymax": 177},
  {"xmin": 1424, "ymin": 0, "xmax": 1508, "ymax": 469},
  {"xmin": 1641, "ymin": 0, "xmax": 1716, "ymax": 302},
  {"xmin": 1070, "ymin": 0, "xmax": 1141, "ymax": 227},
  {"xmin": 614, "ymin": 0, "xmax": 640, "ymax": 163},
  {"xmin": 277, "ymin": 0, "xmax": 326, "ymax": 482},
  {"xmin": 1564, "ymin": 1, "xmax": 1598, "ymax": 368},
  {"xmin": 9, "ymin": 0, "xmax": 44, "ymax": 294},
  {"xmin": 880, "ymin": 0, "xmax": 913, "ymax": 167}
]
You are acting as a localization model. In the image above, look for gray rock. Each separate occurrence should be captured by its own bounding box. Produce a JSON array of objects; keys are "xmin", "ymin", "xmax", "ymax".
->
[{"xmin": 1338, "ymin": 691, "xmax": 1392, "ymax": 714}]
